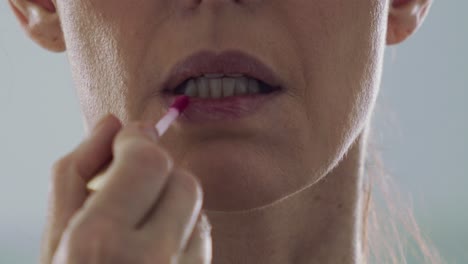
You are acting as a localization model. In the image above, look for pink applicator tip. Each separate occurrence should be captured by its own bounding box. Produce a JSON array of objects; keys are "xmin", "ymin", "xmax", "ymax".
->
[
  {"xmin": 171, "ymin": 95, "xmax": 190, "ymax": 113},
  {"xmin": 155, "ymin": 95, "xmax": 190, "ymax": 136}
]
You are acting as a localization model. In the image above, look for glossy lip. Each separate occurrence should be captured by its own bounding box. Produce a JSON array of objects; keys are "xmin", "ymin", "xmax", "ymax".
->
[
  {"xmin": 166, "ymin": 91, "xmax": 283, "ymax": 123},
  {"xmin": 159, "ymin": 49, "xmax": 285, "ymax": 124},
  {"xmin": 160, "ymin": 49, "xmax": 283, "ymax": 93}
]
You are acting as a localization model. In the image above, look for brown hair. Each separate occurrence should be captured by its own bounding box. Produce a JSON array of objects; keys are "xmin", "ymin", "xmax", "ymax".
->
[{"xmin": 362, "ymin": 127, "xmax": 445, "ymax": 263}]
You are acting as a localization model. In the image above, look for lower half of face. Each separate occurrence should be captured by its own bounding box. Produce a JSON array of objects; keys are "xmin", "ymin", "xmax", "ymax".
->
[{"xmin": 58, "ymin": 0, "xmax": 388, "ymax": 211}]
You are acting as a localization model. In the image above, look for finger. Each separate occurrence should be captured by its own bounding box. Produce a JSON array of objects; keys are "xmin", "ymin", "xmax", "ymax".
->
[
  {"xmin": 77, "ymin": 115, "xmax": 123, "ymax": 181},
  {"xmin": 41, "ymin": 114, "xmax": 122, "ymax": 263},
  {"xmin": 78, "ymin": 122, "xmax": 173, "ymax": 227},
  {"xmin": 180, "ymin": 213, "xmax": 212, "ymax": 264},
  {"xmin": 140, "ymin": 169, "xmax": 203, "ymax": 253}
]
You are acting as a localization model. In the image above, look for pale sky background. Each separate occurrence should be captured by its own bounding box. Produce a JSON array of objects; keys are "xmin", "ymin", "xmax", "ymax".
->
[{"xmin": 0, "ymin": 1, "xmax": 467, "ymax": 263}]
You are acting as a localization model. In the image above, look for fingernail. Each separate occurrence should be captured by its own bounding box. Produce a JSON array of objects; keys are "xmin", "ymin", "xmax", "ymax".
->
[
  {"xmin": 200, "ymin": 214, "xmax": 212, "ymax": 234},
  {"xmin": 141, "ymin": 123, "xmax": 159, "ymax": 142}
]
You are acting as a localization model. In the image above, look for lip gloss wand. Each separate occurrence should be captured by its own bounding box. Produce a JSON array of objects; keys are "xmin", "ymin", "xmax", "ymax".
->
[{"xmin": 155, "ymin": 95, "xmax": 190, "ymax": 136}]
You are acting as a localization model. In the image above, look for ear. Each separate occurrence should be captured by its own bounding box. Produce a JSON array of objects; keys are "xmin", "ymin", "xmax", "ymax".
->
[
  {"xmin": 387, "ymin": 0, "xmax": 433, "ymax": 45},
  {"xmin": 8, "ymin": 0, "xmax": 65, "ymax": 52}
]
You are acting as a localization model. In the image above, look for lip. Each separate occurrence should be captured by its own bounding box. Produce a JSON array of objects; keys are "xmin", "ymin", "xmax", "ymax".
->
[
  {"xmin": 160, "ymin": 49, "xmax": 283, "ymax": 93},
  {"xmin": 159, "ymin": 49, "xmax": 284, "ymax": 123},
  {"xmin": 166, "ymin": 91, "xmax": 282, "ymax": 123}
]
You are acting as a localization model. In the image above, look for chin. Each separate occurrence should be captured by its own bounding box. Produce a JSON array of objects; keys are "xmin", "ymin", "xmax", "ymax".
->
[{"xmin": 177, "ymin": 140, "xmax": 321, "ymax": 212}]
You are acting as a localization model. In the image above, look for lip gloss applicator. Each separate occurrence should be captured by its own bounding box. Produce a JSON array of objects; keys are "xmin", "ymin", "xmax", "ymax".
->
[
  {"xmin": 87, "ymin": 95, "xmax": 190, "ymax": 191},
  {"xmin": 155, "ymin": 95, "xmax": 190, "ymax": 136}
]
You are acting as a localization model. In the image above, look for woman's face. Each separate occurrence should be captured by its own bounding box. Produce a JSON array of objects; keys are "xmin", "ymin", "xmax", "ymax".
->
[{"xmin": 56, "ymin": 0, "xmax": 387, "ymax": 211}]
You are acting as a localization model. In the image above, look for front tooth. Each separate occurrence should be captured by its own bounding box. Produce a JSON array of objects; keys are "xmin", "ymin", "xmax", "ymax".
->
[
  {"xmin": 209, "ymin": 79, "xmax": 222, "ymax": 98},
  {"xmin": 247, "ymin": 79, "xmax": 260, "ymax": 94},
  {"xmin": 197, "ymin": 77, "xmax": 210, "ymax": 98},
  {"xmin": 235, "ymin": 77, "xmax": 248, "ymax": 95},
  {"xmin": 222, "ymin": 78, "xmax": 236, "ymax": 97},
  {"xmin": 205, "ymin": 73, "xmax": 224, "ymax": 78},
  {"xmin": 184, "ymin": 79, "xmax": 198, "ymax": 97}
]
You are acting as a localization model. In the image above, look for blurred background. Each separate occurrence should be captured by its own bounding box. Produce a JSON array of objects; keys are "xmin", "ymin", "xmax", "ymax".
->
[{"xmin": 0, "ymin": 1, "xmax": 466, "ymax": 263}]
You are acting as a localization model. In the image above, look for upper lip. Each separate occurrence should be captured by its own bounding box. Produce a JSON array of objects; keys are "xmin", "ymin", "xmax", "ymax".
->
[{"xmin": 160, "ymin": 49, "xmax": 283, "ymax": 93}]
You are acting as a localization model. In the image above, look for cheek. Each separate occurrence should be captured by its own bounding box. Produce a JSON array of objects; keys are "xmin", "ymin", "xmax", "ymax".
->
[
  {"xmin": 289, "ymin": 0, "xmax": 387, "ymax": 160},
  {"xmin": 57, "ymin": 0, "xmax": 159, "ymax": 123}
]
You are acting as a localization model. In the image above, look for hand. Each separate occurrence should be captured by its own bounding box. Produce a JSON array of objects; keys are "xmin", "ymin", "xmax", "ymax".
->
[{"xmin": 40, "ymin": 114, "xmax": 212, "ymax": 264}]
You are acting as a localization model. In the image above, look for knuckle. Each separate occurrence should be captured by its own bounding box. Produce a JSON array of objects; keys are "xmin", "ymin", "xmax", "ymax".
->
[{"xmin": 51, "ymin": 154, "xmax": 74, "ymax": 182}]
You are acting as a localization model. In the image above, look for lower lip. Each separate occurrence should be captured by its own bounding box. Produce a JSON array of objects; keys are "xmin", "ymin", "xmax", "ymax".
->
[{"xmin": 163, "ymin": 91, "xmax": 282, "ymax": 123}]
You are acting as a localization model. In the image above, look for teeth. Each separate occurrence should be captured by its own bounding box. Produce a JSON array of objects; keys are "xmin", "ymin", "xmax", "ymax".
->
[
  {"xmin": 234, "ymin": 77, "xmax": 248, "ymax": 95},
  {"xmin": 197, "ymin": 78, "xmax": 210, "ymax": 98},
  {"xmin": 182, "ymin": 75, "xmax": 268, "ymax": 98},
  {"xmin": 209, "ymin": 79, "xmax": 223, "ymax": 98},
  {"xmin": 247, "ymin": 79, "xmax": 260, "ymax": 94},
  {"xmin": 222, "ymin": 78, "xmax": 236, "ymax": 97},
  {"xmin": 185, "ymin": 79, "xmax": 198, "ymax": 97}
]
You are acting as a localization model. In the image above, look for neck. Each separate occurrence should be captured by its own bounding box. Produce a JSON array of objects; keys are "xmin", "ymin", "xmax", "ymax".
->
[{"xmin": 205, "ymin": 132, "xmax": 368, "ymax": 264}]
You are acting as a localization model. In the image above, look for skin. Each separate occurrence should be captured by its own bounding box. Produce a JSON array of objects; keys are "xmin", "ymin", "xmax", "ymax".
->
[{"xmin": 10, "ymin": 0, "xmax": 431, "ymax": 263}]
